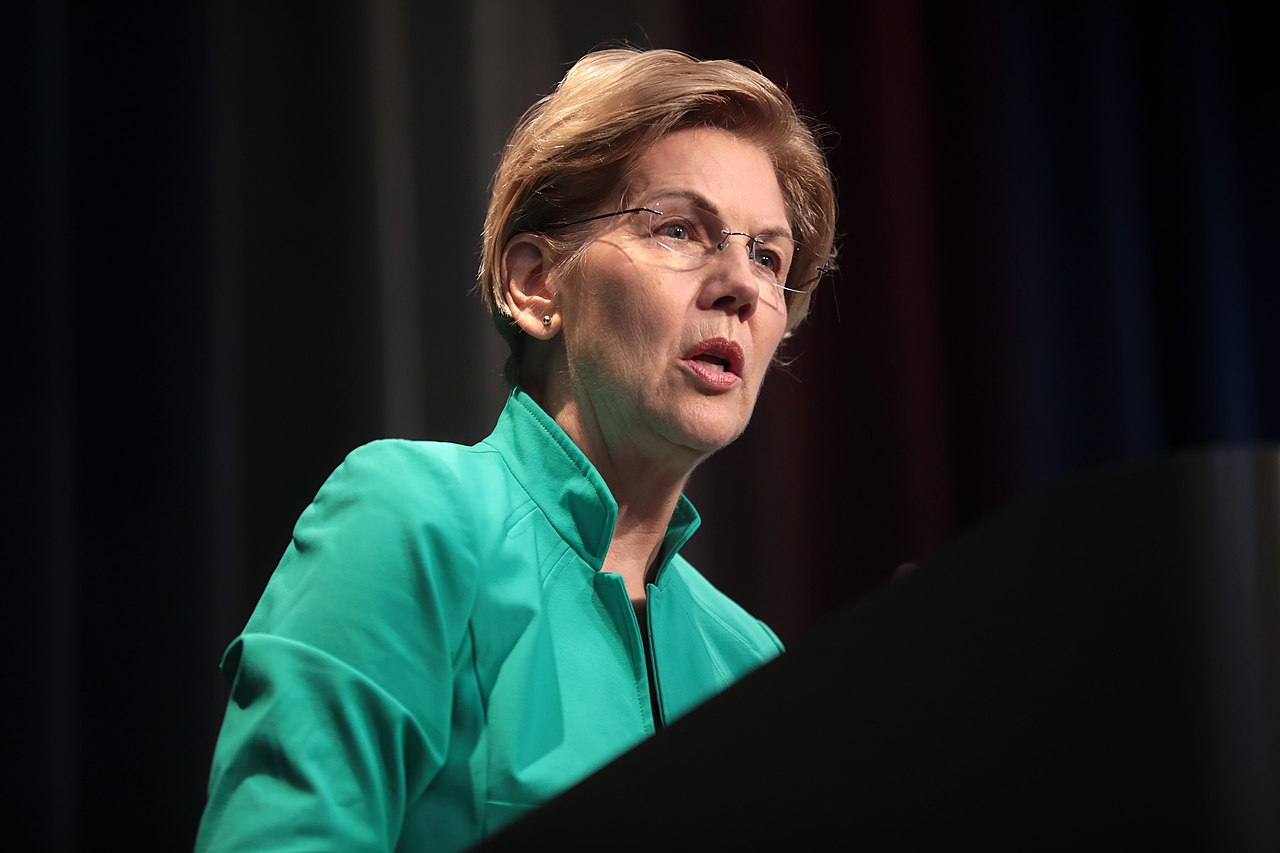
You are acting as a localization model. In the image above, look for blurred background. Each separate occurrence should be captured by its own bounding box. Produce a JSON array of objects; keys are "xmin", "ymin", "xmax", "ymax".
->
[{"xmin": 10, "ymin": 0, "xmax": 1277, "ymax": 849}]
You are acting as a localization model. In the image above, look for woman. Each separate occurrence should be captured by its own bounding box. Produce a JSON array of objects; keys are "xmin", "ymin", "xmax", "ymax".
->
[{"xmin": 196, "ymin": 47, "xmax": 836, "ymax": 852}]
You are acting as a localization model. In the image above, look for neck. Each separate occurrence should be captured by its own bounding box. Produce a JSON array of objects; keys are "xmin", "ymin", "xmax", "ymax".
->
[
  {"xmin": 529, "ymin": 384, "xmax": 699, "ymax": 601},
  {"xmin": 583, "ymin": 443, "xmax": 691, "ymax": 601},
  {"xmin": 608, "ymin": 497, "xmax": 683, "ymax": 600}
]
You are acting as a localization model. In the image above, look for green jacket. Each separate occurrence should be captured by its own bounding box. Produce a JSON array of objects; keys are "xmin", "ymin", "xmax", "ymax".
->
[{"xmin": 196, "ymin": 388, "xmax": 783, "ymax": 852}]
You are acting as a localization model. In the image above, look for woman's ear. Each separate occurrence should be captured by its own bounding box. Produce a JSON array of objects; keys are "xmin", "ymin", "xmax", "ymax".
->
[{"xmin": 501, "ymin": 235, "xmax": 561, "ymax": 338}]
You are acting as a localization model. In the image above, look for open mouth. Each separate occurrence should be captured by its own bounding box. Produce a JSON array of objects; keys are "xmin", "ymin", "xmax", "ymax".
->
[
  {"xmin": 691, "ymin": 353, "xmax": 732, "ymax": 372},
  {"xmin": 682, "ymin": 337, "xmax": 744, "ymax": 380}
]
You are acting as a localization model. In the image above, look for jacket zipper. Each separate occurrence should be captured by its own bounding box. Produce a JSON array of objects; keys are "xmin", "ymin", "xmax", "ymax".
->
[{"xmin": 643, "ymin": 601, "xmax": 664, "ymax": 730}]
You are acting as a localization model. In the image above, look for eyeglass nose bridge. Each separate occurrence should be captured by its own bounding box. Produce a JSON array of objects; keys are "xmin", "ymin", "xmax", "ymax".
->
[{"xmin": 715, "ymin": 228, "xmax": 766, "ymax": 267}]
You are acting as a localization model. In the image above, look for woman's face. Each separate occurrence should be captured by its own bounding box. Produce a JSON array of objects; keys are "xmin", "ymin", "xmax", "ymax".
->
[{"xmin": 548, "ymin": 126, "xmax": 791, "ymax": 476}]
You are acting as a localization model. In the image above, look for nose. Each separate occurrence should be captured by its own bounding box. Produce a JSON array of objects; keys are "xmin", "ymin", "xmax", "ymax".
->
[{"xmin": 701, "ymin": 232, "xmax": 773, "ymax": 318}]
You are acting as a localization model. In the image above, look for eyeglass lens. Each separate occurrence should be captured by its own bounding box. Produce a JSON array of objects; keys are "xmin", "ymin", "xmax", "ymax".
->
[{"xmin": 642, "ymin": 201, "xmax": 796, "ymax": 290}]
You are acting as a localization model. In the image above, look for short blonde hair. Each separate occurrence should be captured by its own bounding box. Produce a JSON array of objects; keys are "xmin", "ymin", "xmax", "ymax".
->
[{"xmin": 479, "ymin": 47, "xmax": 837, "ymax": 383}]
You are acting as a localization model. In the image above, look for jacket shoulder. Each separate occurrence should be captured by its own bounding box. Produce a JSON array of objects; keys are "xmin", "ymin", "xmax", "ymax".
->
[
  {"xmin": 334, "ymin": 438, "xmax": 501, "ymax": 499},
  {"xmin": 241, "ymin": 439, "xmax": 510, "ymax": 679}
]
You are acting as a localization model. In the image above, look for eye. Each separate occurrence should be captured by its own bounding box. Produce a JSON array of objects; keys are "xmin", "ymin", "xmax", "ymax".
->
[
  {"xmin": 655, "ymin": 221, "xmax": 692, "ymax": 241},
  {"xmin": 650, "ymin": 212, "xmax": 718, "ymax": 256},
  {"xmin": 751, "ymin": 243, "xmax": 788, "ymax": 280}
]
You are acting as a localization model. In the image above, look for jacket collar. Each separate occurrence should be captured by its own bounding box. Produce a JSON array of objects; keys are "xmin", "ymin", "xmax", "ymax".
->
[{"xmin": 483, "ymin": 387, "xmax": 700, "ymax": 578}]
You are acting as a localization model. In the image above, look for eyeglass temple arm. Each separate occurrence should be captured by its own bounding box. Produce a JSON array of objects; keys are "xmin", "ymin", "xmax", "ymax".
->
[{"xmin": 544, "ymin": 207, "xmax": 660, "ymax": 230}]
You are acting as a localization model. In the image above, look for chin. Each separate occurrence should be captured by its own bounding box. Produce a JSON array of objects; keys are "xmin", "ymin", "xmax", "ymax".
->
[{"xmin": 667, "ymin": 400, "xmax": 752, "ymax": 457}]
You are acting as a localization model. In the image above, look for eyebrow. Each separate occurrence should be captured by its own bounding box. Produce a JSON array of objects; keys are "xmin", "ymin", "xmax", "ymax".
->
[{"xmin": 646, "ymin": 189, "xmax": 794, "ymax": 242}]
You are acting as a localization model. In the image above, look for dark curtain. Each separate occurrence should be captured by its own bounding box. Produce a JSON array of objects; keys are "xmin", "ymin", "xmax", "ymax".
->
[
  {"xmin": 12, "ymin": 1, "xmax": 1276, "ymax": 849},
  {"xmin": 685, "ymin": 0, "xmax": 1279, "ymax": 623}
]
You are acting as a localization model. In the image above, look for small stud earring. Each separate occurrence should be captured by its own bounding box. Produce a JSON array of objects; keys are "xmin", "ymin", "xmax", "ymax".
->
[{"xmin": 542, "ymin": 315, "xmax": 552, "ymax": 327}]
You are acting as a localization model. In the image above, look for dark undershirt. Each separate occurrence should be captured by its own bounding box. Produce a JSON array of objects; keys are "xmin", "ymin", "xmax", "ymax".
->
[{"xmin": 631, "ymin": 598, "xmax": 664, "ymax": 729}]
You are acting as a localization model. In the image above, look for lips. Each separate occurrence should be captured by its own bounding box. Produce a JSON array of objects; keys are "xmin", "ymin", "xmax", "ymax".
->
[{"xmin": 681, "ymin": 337, "xmax": 745, "ymax": 388}]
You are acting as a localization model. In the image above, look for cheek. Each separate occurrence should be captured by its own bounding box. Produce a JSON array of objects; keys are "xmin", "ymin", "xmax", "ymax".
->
[
  {"xmin": 757, "ymin": 318, "xmax": 788, "ymax": 364},
  {"xmin": 570, "ymin": 251, "xmax": 644, "ymax": 317},
  {"xmin": 563, "ymin": 276, "xmax": 674, "ymax": 384},
  {"xmin": 580, "ymin": 270, "xmax": 678, "ymax": 346}
]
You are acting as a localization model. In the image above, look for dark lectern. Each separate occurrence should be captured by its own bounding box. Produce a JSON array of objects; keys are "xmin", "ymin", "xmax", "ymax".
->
[{"xmin": 479, "ymin": 448, "xmax": 1280, "ymax": 851}]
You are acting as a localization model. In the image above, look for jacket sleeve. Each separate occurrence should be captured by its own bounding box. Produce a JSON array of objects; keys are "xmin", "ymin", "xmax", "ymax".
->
[{"xmin": 195, "ymin": 441, "xmax": 478, "ymax": 852}]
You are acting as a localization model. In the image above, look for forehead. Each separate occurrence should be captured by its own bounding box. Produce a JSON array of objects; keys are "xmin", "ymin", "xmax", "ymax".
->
[{"xmin": 630, "ymin": 128, "xmax": 788, "ymax": 227}]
